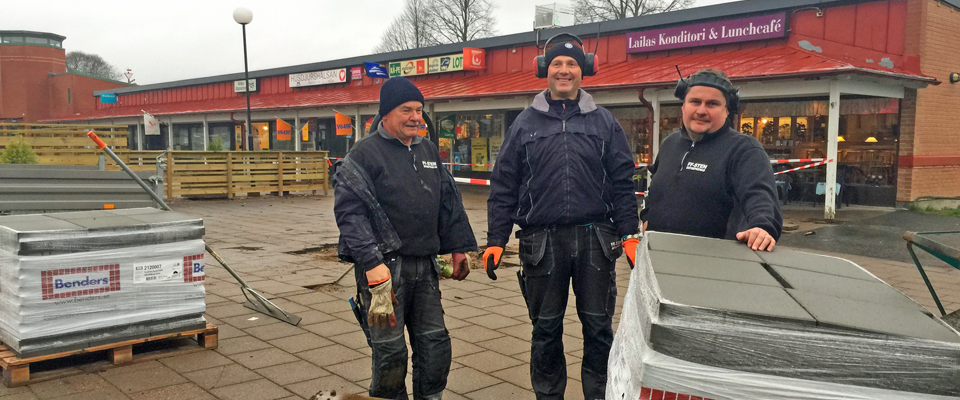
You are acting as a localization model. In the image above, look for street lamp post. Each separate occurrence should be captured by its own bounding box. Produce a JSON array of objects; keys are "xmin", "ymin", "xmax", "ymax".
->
[{"xmin": 233, "ymin": 7, "xmax": 253, "ymax": 151}]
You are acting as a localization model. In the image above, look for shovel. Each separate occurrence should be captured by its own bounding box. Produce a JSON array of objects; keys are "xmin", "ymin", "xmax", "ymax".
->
[{"xmin": 87, "ymin": 131, "xmax": 302, "ymax": 326}]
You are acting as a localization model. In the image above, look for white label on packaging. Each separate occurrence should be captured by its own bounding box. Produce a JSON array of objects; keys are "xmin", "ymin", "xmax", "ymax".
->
[{"xmin": 133, "ymin": 258, "xmax": 183, "ymax": 283}]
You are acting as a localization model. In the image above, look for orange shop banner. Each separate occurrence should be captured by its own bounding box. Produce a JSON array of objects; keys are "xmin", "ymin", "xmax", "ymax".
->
[
  {"xmin": 276, "ymin": 119, "xmax": 292, "ymax": 141},
  {"xmin": 335, "ymin": 112, "xmax": 353, "ymax": 136}
]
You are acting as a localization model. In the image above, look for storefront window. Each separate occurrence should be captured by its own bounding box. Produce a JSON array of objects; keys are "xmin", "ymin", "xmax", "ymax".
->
[
  {"xmin": 608, "ymin": 106, "xmax": 652, "ymax": 165},
  {"xmin": 437, "ymin": 111, "xmax": 506, "ymax": 176},
  {"xmin": 173, "ymin": 124, "xmax": 204, "ymax": 150},
  {"xmin": 208, "ymin": 124, "xmax": 233, "ymax": 151}
]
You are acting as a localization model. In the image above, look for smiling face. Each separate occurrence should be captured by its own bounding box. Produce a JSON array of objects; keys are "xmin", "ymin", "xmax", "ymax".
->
[
  {"xmin": 681, "ymin": 85, "xmax": 729, "ymax": 140},
  {"xmin": 547, "ymin": 55, "xmax": 582, "ymax": 100},
  {"xmin": 381, "ymin": 100, "xmax": 423, "ymax": 145}
]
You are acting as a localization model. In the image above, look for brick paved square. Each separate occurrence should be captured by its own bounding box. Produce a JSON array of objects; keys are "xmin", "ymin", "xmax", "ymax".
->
[
  {"xmin": 217, "ymin": 335, "xmax": 274, "ymax": 356},
  {"xmin": 489, "ymin": 364, "xmax": 532, "ymax": 390},
  {"xmin": 448, "ymin": 325, "xmax": 505, "ymax": 342},
  {"xmin": 456, "ymin": 351, "xmax": 524, "ymax": 373},
  {"xmin": 297, "ymin": 344, "xmax": 366, "ymax": 367},
  {"xmin": 301, "ymin": 318, "xmax": 357, "ymax": 337},
  {"xmin": 29, "ymin": 373, "xmax": 113, "ymax": 399},
  {"xmin": 284, "ymin": 376, "xmax": 366, "ymax": 399},
  {"xmin": 465, "ymin": 313, "xmax": 525, "ymax": 330},
  {"xmin": 128, "ymin": 382, "xmax": 216, "ymax": 400},
  {"xmin": 100, "ymin": 363, "xmax": 187, "ymax": 393},
  {"xmin": 445, "ymin": 366, "xmax": 503, "ymax": 394},
  {"xmin": 464, "ymin": 382, "xmax": 536, "ymax": 400}
]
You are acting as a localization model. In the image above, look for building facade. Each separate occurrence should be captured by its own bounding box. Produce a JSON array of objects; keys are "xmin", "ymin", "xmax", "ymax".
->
[
  {"xmin": 0, "ymin": 31, "xmax": 127, "ymax": 123},
  {"xmin": 53, "ymin": 0, "xmax": 960, "ymax": 210}
]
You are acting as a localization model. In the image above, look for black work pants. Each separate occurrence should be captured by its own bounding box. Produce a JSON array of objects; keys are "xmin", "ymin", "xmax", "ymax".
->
[
  {"xmin": 357, "ymin": 255, "xmax": 450, "ymax": 400},
  {"xmin": 517, "ymin": 222, "xmax": 621, "ymax": 400}
]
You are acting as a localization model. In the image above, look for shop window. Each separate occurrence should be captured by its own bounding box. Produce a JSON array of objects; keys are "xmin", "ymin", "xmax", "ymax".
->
[
  {"xmin": 208, "ymin": 125, "xmax": 233, "ymax": 151},
  {"xmin": 173, "ymin": 124, "xmax": 204, "ymax": 150},
  {"xmin": 252, "ymin": 122, "xmax": 270, "ymax": 150},
  {"xmin": 609, "ymin": 106, "xmax": 652, "ymax": 165},
  {"xmin": 437, "ymin": 111, "xmax": 506, "ymax": 175}
]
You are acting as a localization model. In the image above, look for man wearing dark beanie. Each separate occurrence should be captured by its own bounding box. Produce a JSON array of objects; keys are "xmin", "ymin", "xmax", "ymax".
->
[
  {"xmin": 333, "ymin": 76, "xmax": 477, "ymax": 400},
  {"xmin": 484, "ymin": 36, "xmax": 639, "ymax": 400}
]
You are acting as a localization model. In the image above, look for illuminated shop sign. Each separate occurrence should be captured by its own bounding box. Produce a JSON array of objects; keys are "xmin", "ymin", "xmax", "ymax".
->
[{"xmin": 626, "ymin": 13, "xmax": 787, "ymax": 53}]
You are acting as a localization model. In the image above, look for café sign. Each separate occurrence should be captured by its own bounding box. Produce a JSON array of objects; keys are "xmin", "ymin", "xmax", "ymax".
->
[
  {"xmin": 626, "ymin": 13, "xmax": 787, "ymax": 53},
  {"xmin": 289, "ymin": 68, "xmax": 348, "ymax": 87}
]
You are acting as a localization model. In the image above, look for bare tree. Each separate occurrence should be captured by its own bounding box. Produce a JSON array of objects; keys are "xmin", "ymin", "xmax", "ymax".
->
[
  {"xmin": 428, "ymin": 0, "xmax": 498, "ymax": 44},
  {"xmin": 574, "ymin": 0, "xmax": 695, "ymax": 23},
  {"xmin": 65, "ymin": 51, "xmax": 122, "ymax": 81},
  {"xmin": 375, "ymin": 0, "xmax": 440, "ymax": 53}
]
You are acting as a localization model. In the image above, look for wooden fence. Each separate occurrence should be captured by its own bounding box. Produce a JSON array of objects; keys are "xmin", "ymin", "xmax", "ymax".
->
[
  {"xmin": 0, "ymin": 123, "xmax": 128, "ymax": 165},
  {"xmin": 1, "ymin": 124, "xmax": 328, "ymax": 200},
  {"xmin": 115, "ymin": 150, "xmax": 329, "ymax": 199}
]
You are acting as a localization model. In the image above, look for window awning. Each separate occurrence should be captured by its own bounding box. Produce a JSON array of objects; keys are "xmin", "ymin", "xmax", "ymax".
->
[{"xmin": 48, "ymin": 45, "xmax": 935, "ymax": 122}]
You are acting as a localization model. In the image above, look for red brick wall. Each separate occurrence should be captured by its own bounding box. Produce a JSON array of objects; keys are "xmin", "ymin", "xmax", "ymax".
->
[
  {"xmin": 897, "ymin": 0, "xmax": 960, "ymax": 201},
  {"xmin": 48, "ymin": 74, "xmax": 126, "ymax": 119},
  {"xmin": 0, "ymin": 44, "xmax": 66, "ymax": 121}
]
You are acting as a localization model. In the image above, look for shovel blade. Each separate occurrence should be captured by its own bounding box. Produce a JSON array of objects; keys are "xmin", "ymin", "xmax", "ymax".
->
[{"xmin": 243, "ymin": 300, "xmax": 302, "ymax": 326}]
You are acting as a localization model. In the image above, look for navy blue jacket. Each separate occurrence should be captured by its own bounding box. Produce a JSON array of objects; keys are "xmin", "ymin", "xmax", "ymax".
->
[
  {"xmin": 487, "ymin": 89, "xmax": 639, "ymax": 247},
  {"xmin": 642, "ymin": 126, "xmax": 782, "ymax": 240},
  {"xmin": 334, "ymin": 124, "xmax": 477, "ymax": 272}
]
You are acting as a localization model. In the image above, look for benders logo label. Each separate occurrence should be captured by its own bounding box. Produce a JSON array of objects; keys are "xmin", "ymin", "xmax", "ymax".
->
[{"xmin": 42, "ymin": 264, "xmax": 120, "ymax": 300}]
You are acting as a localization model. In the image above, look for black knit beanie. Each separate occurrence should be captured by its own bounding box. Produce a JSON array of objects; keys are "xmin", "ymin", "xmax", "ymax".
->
[
  {"xmin": 378, "ymin": 77, "xmax": 424, "ymax": 117},
  {"xmin": 544, "ymin": 41, "xmax": 586, "ymax": 72}
]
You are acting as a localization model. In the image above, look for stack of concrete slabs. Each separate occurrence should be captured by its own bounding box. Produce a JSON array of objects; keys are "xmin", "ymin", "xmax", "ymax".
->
[
  {"xmin": 645, "ymin": 231, "xmax": 960, "ymax": 396},
  {"xmin": 0, "ymin": 208, "xmax": 207, "ymax": 357}
]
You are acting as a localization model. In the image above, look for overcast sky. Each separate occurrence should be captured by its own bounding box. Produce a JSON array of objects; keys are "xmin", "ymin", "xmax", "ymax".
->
[{"xmin": 3, "ymin": 0, "xmax": 737, "ymax": 85}]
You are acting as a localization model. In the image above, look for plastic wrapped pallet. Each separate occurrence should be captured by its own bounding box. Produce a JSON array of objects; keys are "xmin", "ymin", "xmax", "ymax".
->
[
  {"xmin": 0, "ymin": 209, "xmax": 207, "ymax": 357},
  {"xmin": 607, "ymin": 232, "xmax": 960, "ymax": 400}
]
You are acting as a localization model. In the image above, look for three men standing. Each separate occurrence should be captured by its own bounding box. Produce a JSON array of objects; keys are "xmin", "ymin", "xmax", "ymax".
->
[
  {"xmin": 483, "ymin": 35, "xmax": 640, "ymax": 400},
  {"xmin": 334, "ymin": 77, "xmax": 477, "ymax": 400}
]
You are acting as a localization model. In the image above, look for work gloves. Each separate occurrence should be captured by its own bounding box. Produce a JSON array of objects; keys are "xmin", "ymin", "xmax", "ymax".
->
[
  {"xmin": 449, "ymin": 253, "xmax": 471, "ymax": 281},
  {"xmin": 482, "ymin": 246, "xmax": 503, "ymax": 280},
  {"xmin": 365, "ymin": 264, "xmax": 399, "ymax": 329},
  {"xmin": 623, "ymin": 234, "xmax": 640, "ymax": 269}
]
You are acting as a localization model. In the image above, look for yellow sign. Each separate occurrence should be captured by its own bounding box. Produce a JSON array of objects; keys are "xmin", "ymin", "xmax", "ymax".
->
[{"xmin": 472, "ymin": 137, "xmax": 488, "ymax": 172}]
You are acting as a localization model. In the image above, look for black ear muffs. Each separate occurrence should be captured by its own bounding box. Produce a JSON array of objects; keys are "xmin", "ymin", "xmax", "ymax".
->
[
  {"xmin": 674, "ymin": 72, "xmax": 740, "ymax": 116},
  {"xmin": 534, "ymin": 33, "xmax": 597, "ymax": 78}
]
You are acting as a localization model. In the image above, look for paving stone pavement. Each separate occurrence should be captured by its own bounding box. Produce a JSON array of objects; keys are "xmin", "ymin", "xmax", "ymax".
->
[{"xmin": 4, "ymin": 187, "xmax": 958, "ymax": 400}]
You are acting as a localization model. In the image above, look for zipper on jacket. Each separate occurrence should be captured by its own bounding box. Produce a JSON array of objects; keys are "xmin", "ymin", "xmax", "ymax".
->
[{"xmin": 679, "ymin": 140, "xmax": 697, "ymax": 173}]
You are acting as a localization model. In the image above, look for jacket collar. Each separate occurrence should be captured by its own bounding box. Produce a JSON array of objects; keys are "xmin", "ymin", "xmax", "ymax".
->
[
  {"xmin": 531, "ymin": 89, "xmax": 598, "ymax": 114},
  {"xmin": 377, "ymin": 122, "xmax": 422, "ymax": 146},
  {"xmin": 680, "ymin": 124, "xmax": 733, "ymax": 144}
]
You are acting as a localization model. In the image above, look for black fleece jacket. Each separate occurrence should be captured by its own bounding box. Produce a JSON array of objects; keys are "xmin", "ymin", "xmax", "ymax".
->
[
  {"xmin": 334, "ymin": 124, "xmax": 477, "ymax": 272},
  {"xmin": 642, "ymin": 126, "xmax": 782, "ymax": 240}
]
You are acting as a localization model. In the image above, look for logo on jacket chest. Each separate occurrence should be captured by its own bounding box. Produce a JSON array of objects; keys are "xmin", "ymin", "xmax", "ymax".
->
[
  {"xmin": 685, "ymin": 162, "xmax": 708, "ymax": 172},
  {"xmin": 422, "ymin": 160, "xmax": 438, "ymax": 169}
]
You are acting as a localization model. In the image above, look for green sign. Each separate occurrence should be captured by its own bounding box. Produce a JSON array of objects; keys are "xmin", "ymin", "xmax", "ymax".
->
[
  {"xmin": 438, "ymin": 114, "xmax": 456, "ymax": 139},
  {"xmin": 389, "ymin": 62, "xmax": 402, "ymax": 77}
]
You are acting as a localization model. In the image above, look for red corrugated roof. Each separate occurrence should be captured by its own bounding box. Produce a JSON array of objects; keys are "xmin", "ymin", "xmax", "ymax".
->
[{"xmin": 51, "ymin": 46, "xmax": 933, "ymax": 122}]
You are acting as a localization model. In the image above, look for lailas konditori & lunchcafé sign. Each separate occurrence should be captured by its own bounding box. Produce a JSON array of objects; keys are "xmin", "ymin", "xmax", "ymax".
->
[{"xmin": 627, "ymin": 13, "xmax": 787, "ymax": 53}]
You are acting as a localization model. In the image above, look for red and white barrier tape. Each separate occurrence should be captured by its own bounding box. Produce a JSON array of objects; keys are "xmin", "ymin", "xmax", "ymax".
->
[
  {"xmin": 774, "ymin": 159, "xmax": 834, "ymax": 175},
  {"xmin": 770, "ymin": 158, "xmax": 825, "ymax": 164}
]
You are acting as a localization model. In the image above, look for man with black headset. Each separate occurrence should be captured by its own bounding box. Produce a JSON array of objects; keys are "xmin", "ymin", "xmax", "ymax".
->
[
  {"xmin": 642, "ymin": 68, "xmax": 782, "ymax": 250},
  {"xmin": 482, "ymin": 33, "xmax": 640, "ymax": 400}
]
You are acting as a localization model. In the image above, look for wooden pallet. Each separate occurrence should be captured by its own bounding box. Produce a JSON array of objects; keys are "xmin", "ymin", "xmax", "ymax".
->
[{"xmin": 0, "ymin": 323, "xmax": 218, "ymax": 387}]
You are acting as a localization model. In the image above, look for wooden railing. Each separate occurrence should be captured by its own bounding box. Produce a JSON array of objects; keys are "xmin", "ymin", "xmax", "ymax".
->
[
  {"xmin": 0, "ymin": 123, "xmax": 128, "ymax": 165},
  {"xmin": 112, "ymin": 150, "xmax": 329, "ymax": 199}
]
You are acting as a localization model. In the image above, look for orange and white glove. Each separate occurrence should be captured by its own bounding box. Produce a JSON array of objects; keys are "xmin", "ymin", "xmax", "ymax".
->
[
  {"xmin": 450, "ymin": 253, "xmax": 471, "ymax": 281},
  {"xmin": 365, "ymin": 264, "xmax": 399, "ymax": 329},
  {"xmin": 481, "ymin": 246, "xmax": 503, "ymax": 280},
  {"xmin": 622, "ymin": 234, "xmax": 640, "ymax": 269}
]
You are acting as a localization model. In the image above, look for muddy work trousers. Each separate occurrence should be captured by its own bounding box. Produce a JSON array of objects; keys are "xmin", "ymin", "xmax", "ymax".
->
[
  {"xmin": 517, "ymin": 222, "xmax": 621, "ymax": 400},
  {"xmin": 356, "ymin": 255, "xmax": 451, "ymax": 400}
]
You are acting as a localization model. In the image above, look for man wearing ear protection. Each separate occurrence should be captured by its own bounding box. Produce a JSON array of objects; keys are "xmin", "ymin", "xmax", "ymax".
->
[
  {"xmin": 641, "ymin": 68, "xmax": 782, "ymax": 251},
  {"xmin": 483, "ymin": 34, "xmax": 639, "ymax": 400}
]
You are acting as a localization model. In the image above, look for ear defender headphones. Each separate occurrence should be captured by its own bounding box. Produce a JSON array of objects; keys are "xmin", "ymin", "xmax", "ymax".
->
[
  {"xmin": 674, "ymin": 71, "xmax": 741, "ymax": 116},
  {"xmin": 534, "ymin": 33, "xmax": 598, "ymax": 79}
]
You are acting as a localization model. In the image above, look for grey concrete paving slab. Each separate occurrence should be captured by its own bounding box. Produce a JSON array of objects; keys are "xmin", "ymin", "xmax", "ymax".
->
[
  {"xmin": 296, "ymin": 344, "xmax": 366, "ymax": 367},
  {"xmin": 208, "ymin": 378, "xmax": 293, "ymax": 400},
  {"xmin": 227, "ymin": 348, "xmax": 302, "ymax": 370},
  {"xmin": 158, "ymin": 347, "xmax": 236, "ymax": 373},
  {"xmin": 300, "ymin": 318, "xmax": 357, "ymax": 337},
  {"xmin": 464, "ymin": 382, "xmax": 536, "ymax": 400},
  {"xmin": 771, "ymin": 265, "xmax": 928, "ymax": 311},
  {"xmin": 323, "ymin": 357, "xmax": 373, "ymax": 382},
  {"xmin": 455, "ymin": 351, "xmax": 524, "ymax": 373},
  {"xmin": 243, "ymin": 322, "xmax": 310, "ymax": 341},
  {"xmin": 445, "ymin": 366, "xmax": 503, "ymax": 394},
  {"xmin": 284, "ymin": 375, "xmax": 366, "ymax": 398},
  {"xmin": 49, "ymin": 386, "xmax": 131, "ymax": 400},
  {"xmin": 127, "ymin": 382, "xmax": 217, "ymax": 400},
  {"xmin": 28, "ymin": 374, "xmax": 115, "ymax": 399},
  {"xmin": 648, "ymin": 250, "xmax": 782, "ymax": 286},
  {"xmin": 268, "ymin": 333, "xmax": 335, "ymax": 354},
  {"xmin": 656, "ymin": 274, "xmax": 815, "ymax": 322},
  {"xmin": 216, "ymin": 335, "xmax": 274, "ymax": 356},
  {"xmin": 255, "ymin": 360, "xmax": 330, "ymax": 386},
  {"xmin": 758, "ymin": 247, "xmax": 879, "ymax": 281},
  {"xmin": 647, "ymin": 231, "xmax": 764, "ymax": 262},
  {"xmin": 182, "ymin": 364, "xmax": 262, "ymax": 391},
  {"xmin": 787, "ymin": 290, "xmax": 960, "ymax": 343},
  {"xmin": 99, "ymin": 363, "xmax": 187, "ymax": 393}
]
